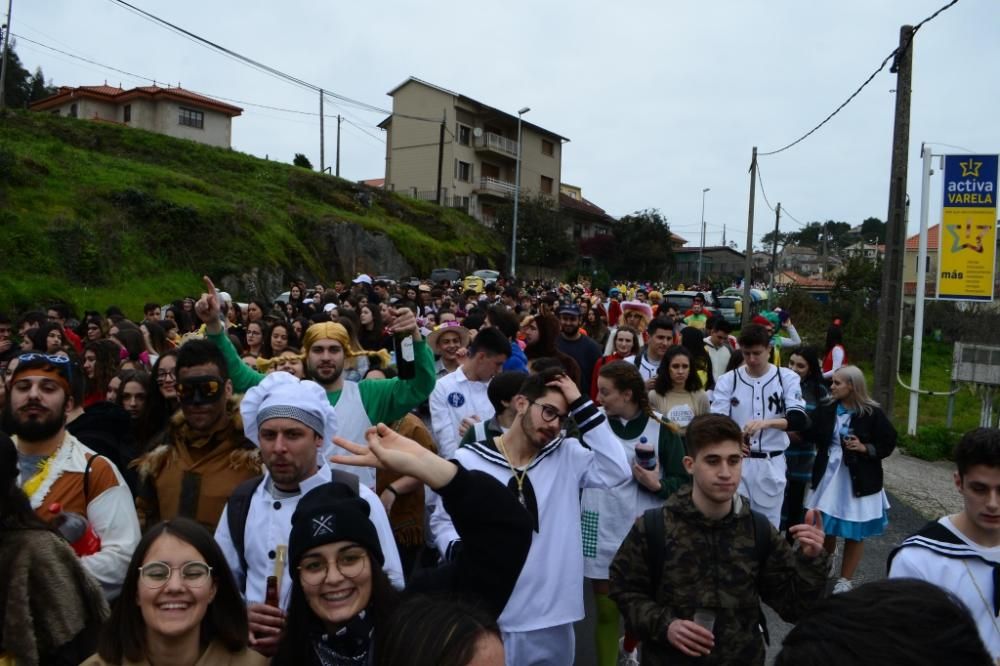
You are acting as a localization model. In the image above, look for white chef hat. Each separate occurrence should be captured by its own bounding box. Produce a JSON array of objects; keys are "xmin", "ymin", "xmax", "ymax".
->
[{"xmin": 240, "ymin": 372, "xmax": 338, "ymax": 450}]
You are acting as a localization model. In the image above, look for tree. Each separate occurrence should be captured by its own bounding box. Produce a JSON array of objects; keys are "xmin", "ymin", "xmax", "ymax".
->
[
  {"xmin": 1, "ymin": 42, "xmax": 33, "ymax": 109},
  {"xmin": 860, "ymin": 217, "xmax": 886, "ymax": 243},
  {"xmin": 494, "ymin": 194, "xmax": 575, "ymax": 268},
  {"xmin": 790, "ymin": 221, "xmax": 852, "ymax": 253},
  {"xmin": 292, "ymin": 153, "xmax": 313, "ymax": 169},
  {"xmin": 28, "ymin": 67, "xmax": 56, "ymax": 102},
  {"xmin": 606, "ymin": 209, "xmax": 675, "ymax": 280},
  {"xmin": 759, "ymin": 229, "xmax": 790, "ymax": 252}
]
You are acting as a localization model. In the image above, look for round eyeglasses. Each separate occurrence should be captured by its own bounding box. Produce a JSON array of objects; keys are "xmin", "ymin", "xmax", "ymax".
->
[
  {"xmin": 139, "ymin": 561, "xmax": 213, "ymax": 589},
  {"xmin": 297, "ymin": 549, "xmax": 368, "ymax": 586}
]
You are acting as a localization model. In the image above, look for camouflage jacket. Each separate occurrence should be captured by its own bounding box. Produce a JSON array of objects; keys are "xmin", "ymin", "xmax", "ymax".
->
[{"xmin": 608, "ymin": 486, "xmax": 829, "ymax": 666}]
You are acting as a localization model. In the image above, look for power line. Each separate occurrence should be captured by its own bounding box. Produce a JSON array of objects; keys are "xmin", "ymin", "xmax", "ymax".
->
[
  {"xmin": 15, "ymin": 32, "xmax": 385, "ymax": 144},
  {"xmin": 759, "ymin": 0, "xmax": 960, "ymax": 157},
  {"xmin": 104, "ymin": 0, "xmax": 441, "ymax": 125}
]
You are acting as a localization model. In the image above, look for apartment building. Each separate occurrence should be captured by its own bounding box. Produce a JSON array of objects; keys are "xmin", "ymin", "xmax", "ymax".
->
[
  {"xmin": 30, "ymin": 84, "xmax": 242, "ymax": 148},
  {"xmin": 378, "ymin": 77, "xmax": 568, "ymax": 225}
]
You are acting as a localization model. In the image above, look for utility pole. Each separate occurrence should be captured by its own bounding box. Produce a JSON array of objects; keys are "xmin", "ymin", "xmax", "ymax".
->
[
  {"xmin": 722, "ymin": 224, "xmax": 727, "ymax": 247},
  {"xmin": 0, "ymin": 0, "xmax": 14, "ymax": 110},
  {"xmin": 319, "ymin": 89, "xmax": 325, "ymax": 173},
  {"xmin": 698, "ymin": 187, "xmax": 710, "ymax": 286},
  {"xmin": 822, "ymin": 222, "xmax": 828, "ymax": 276},
  {"xmin": 742, "ymin": 147, "xmax": 758, "ymax": 327},
  {"xmin": 769, "ymin": 202, "xmax": 781, "ymax": 295},
  {"xmin": 435, "ymin": 109, "xmax": 445, "ymax": 205},
  {"xmin": 335, "ymin": 114, "xmax": 341, "ymax": 178},
  {"xmin": 873, "ymin": 25, "xmax": 915, "ymax": 415}
]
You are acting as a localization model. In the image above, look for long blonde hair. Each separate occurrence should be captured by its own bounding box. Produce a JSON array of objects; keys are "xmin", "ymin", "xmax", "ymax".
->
[{"xmin": 829, "ymin": 365, "xmax": 880, "ymax": 417}]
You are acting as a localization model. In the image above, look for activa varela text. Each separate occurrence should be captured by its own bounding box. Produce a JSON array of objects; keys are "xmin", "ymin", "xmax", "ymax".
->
[{"xmin": 947, "ymin": 179, "xmax": 995, "ymax": 205}]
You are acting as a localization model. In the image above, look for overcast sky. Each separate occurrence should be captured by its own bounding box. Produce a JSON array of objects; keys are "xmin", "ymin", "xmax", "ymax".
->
[{"xmin": 11, "ymin": 0, "xmax": 1000, "ymax": 250}]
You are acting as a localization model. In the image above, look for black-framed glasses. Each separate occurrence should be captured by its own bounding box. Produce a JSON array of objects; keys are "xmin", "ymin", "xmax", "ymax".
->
[
  {"xmin": 531, "ymin": 401, "xmax": 569, "ymax": 424},
  {"xmin": 139, "ymin": 561, "xmax": 213, "ymax": 588},
  {"xmin": 297, "ymin": 549, "xmax": 368, "ymax": 586},
  {"xmin": 156, "ymin": 370, "xmax": 176, "ymax": 383}
]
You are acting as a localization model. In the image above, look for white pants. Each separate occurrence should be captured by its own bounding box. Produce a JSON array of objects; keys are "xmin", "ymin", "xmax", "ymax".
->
[
  {"xmin": 738, "ymin": 453, "xmax": 787, "ymax": 528},
  {"xmin": 502, "ymin": 623, "xmax": 575, "ymax": 666}
]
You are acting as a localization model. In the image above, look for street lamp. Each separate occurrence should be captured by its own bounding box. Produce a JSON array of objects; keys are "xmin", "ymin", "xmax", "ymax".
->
[
  {"xmin": 510, "ymin": 106, "xmax": 530, "ymax": 279},
  {"xmin": 697, "ymin": 187, "xmax": 710, "ymax": 286}
]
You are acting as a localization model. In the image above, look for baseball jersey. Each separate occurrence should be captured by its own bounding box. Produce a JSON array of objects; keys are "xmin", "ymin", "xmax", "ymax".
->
[{"xmin": 710, "ymin": 365, "xmax": 805, "ymax": 453}]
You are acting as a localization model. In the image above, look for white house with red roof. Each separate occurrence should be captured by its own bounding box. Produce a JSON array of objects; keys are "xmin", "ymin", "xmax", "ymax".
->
[{"xmin": 30, "ymin": 84, "xmax": 242, "ymax": 149}]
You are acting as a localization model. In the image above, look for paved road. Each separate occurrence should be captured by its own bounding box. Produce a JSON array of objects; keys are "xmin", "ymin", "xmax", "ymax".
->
[{"xmin": 572, "ymin": 449, "xmax": 954, "ymax": 665}]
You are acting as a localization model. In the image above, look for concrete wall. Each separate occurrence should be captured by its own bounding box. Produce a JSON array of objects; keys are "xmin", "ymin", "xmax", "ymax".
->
[
  {"xmin": 386, "ymin": 84, "xmax": 453, "ymax": 197},
  {"xmin": 51, "ymin": 98, "xmax": 118, "ymax": 122},
  {"xmin": 151, "ymin": 100, "xmax": 233, "ymax": 148}
]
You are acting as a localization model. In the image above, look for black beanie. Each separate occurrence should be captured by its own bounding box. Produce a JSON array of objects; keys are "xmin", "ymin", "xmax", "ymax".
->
[{"xmin": 288, "ymin": 482, "xmax": 384, "ymax": 569}]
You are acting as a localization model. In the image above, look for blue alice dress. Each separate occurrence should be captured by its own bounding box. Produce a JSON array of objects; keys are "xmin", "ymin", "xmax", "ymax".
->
[{"xmin": 805, "ymin": 405, "xmax": 889, "ymax": 540}]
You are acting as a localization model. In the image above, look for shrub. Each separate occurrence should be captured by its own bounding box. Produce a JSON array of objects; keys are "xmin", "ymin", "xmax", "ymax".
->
[{"xmin": 900, "ymin": 424, "xmax": 960, "ymax": 462}]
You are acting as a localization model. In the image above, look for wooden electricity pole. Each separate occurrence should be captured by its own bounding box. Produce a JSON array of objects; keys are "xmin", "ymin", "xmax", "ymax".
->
[{"xmin": 873, "ymin": 25, "xmax": 915, "ymax": 414}]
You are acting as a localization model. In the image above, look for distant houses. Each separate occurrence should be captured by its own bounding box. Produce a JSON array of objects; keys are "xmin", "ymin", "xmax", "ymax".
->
[{"xmin": 30, "ymin": 84, "xmax": 242, "ymax": 149}]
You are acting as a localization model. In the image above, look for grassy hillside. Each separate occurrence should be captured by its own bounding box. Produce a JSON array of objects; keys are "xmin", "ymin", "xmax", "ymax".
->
[{"xmin": 0, "ymin": 110, "xmax": 502, "ymax": 315}]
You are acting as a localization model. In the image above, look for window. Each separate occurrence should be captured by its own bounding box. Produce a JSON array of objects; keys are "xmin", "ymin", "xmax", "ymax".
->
[
  {"xmin": 458, "ymin": 125, "xmax": 471, "ymax": 146},
  {"xmin": 542, "ymin": 139, "xmax": 554, "ymax": 156},
  {"xmin": 457, "ymin": 160, "xmax": 473, "ymax": 183},
  {"xmin": 540, "ymin": 175, "xmax": 554, "ymax": 194},
  {"xmin": 178, "ymin": 107, "xmax": 204, "ymax": 129},
  {"xmin": 123, "ymin": 104, "xmax": 131, "ymax": 123},
  {"xmin": 69, "ymin": 103, "xmax": 78, "ymax": 118}
]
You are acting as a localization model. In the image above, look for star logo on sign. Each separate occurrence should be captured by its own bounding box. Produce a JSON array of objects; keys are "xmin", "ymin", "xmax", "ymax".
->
[{"xmin": 959, "ymin": 159, "xmax": 983, "ymax": 178}]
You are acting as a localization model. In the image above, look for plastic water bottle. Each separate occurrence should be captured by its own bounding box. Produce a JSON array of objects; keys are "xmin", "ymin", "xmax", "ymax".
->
[
  {"xmin": 635, "ymin": 436, "xmax": 656, "ymax": 470},
  {"xmin": 49, "ymin": 502, "xmax": 101, "ymax": 556}
]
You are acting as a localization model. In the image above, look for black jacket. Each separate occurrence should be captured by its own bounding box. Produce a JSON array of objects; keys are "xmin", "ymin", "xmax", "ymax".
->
[{"xmin": 811, "ymin": 401, "xmax": 897, "ymax": 497}]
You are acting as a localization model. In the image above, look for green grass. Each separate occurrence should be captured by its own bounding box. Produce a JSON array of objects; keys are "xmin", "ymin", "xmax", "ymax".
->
[
  {"xmin": 858, "ymin": 339, "xmax": 973, "ymax": 461},
  {"xmin": 0, "ymin": 110, "xmax": 503, "ymax": 317}
]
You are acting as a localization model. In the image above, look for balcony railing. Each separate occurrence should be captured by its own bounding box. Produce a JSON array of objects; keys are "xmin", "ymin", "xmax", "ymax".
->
[
  {"xmin": 474, "ymin": 132, "xmax": 519, "ymax": 159},
  {"xmin": 478, "ymin": 177, "xmax": 517, "ymax": 197}
]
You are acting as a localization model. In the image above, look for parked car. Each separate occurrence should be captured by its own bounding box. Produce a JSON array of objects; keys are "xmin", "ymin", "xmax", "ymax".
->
[
  {"xmin": 430, "ymin": 268, "xmax": 462, "ymax": 284},
  {"xmin": 472, "ymin": 269, "xmax": 500, "ymax": 286},
  {"xmin": 663, "ymin": 290, "xmax": 717, "ymax": 312},
  {"xmin": 715, "ymin": 295, "xmax": 742, "ymax": 327}
]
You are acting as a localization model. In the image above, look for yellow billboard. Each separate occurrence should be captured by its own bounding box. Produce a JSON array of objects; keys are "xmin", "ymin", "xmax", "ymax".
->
[{"xmin": 938, "ymin": 155, "xmax": 998, "ymax": 301}]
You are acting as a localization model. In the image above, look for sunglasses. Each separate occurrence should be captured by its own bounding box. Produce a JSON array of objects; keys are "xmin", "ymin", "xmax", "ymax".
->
[
  {"xmin": 18, "ymin": 352, "xmax": 71, "ymax": 365},
  {"xmin": 176, "ymin": 376, "xmax": 225, "ymax": 405}
]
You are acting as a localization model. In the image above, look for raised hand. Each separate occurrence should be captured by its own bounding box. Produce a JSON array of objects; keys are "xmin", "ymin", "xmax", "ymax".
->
[
  {"xmin": 546, "ymin": 372, "xmax": 581, "ymax": 404},
  {"xmin": 788, "ymin": 509, "xmax": 826, "ymax": 558},
  {"xmin": 330, "ymin": 423, "xmax": 456, "ymax": 490},
  {"xmin": 194, "ymin": 275, "xmax": 223, "ymax": 332}
]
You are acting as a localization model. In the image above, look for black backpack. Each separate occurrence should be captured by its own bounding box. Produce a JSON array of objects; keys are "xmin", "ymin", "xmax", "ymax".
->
[
  {"xmin": 226, "ymin": 470, "xmax": 361, "ymax": 577},
  {"xmin": 642, "ymin": 505, "xmax": 774, "ymax": 644}
]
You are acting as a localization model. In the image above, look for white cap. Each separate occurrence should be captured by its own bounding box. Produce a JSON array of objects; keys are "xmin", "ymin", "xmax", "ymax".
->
[
  {"xmin": 323, "ymin": 303, "xmax": 337, "ymax": 313},
  {"xmin": 352, "ymin": 274, "xmax": 373, "ymax": 285},
  {"xmin": 240, "ymin": 373, "xmax": 339, "ymax": 463}
]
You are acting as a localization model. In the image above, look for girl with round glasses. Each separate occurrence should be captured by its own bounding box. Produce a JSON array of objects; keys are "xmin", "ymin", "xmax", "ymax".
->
[
  {"xmin": 273, "ymin": 424, "xmax": 531, "ymax": 665},
  {"xmin": 84, "ymin": 518, "xmax": 265, "ymax": 665}
]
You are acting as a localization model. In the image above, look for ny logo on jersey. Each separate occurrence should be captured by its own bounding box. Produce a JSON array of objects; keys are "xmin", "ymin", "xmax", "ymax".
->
[{"xmin": 768, "ymin": 391, "xmax": 786, "ymax": 414}]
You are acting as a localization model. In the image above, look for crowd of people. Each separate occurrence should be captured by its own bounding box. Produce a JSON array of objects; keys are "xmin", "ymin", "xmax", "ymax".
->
[{"xmin": 0, "ymin": 273, "xmax": 996, "ymax": 665}]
